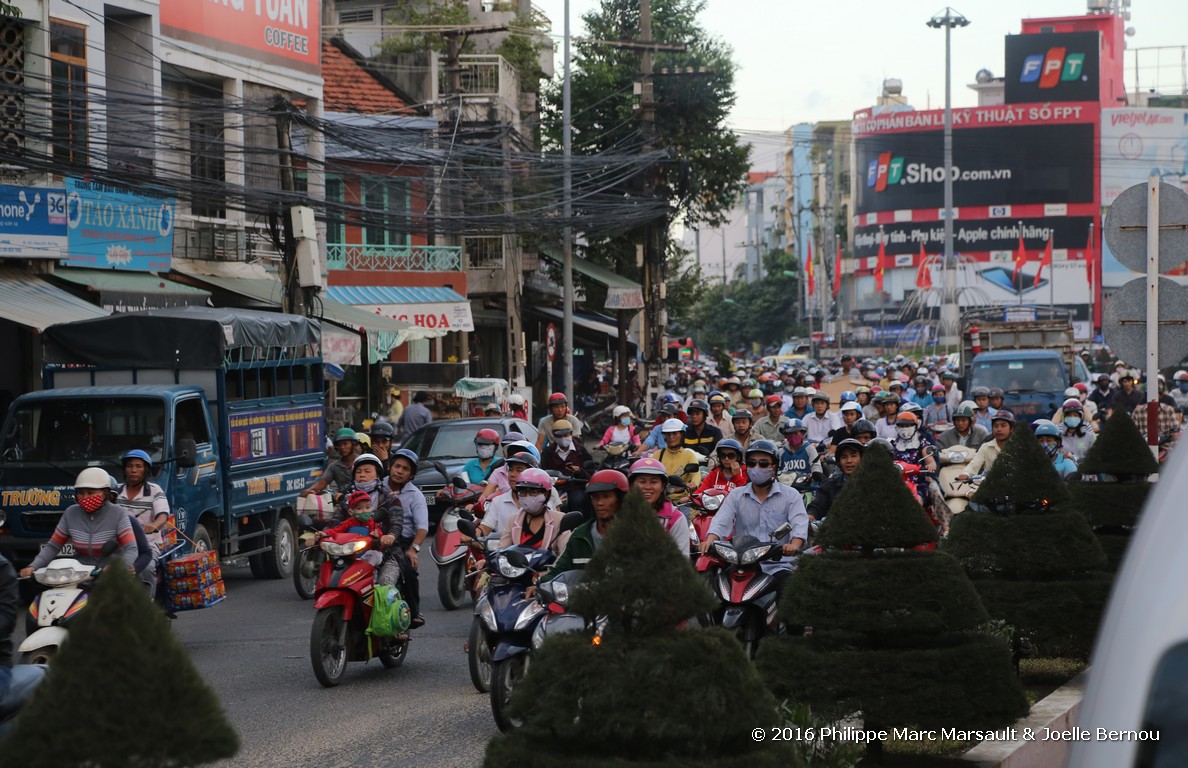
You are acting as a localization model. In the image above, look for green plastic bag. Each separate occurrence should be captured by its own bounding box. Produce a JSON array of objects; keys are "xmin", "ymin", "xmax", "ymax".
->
[{"xmin": 368, "ymin": 584, "xmax": 411, "ymax": 637}]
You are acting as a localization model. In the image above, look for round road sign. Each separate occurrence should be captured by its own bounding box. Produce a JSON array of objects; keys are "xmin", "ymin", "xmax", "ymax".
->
[
  {"xmin": 1102, "ymin": 276, "xmax": 1188, "ymax": 369},
  {"xmin": 1103, "ymin": 181, "xmax": 1188, "ymax": 274},
  {"xmin": 546, "ymin": 323, "xmax": 557, "ymax": 362}
]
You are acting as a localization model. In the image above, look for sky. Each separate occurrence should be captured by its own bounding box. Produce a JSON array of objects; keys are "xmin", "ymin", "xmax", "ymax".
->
[{"xmin": 532, "ymin": 0, "xmax": 1188, "ymax": 170}]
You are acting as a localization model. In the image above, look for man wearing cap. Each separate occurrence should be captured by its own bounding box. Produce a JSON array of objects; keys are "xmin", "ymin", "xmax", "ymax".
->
[
  {"xmin": 727, "ymin": 408, "xmax": 757, "ymax": 450},
  {"xmin": 655, "ymin": 418, "xmax": 702, "ymax": 487},
  {"xmin": 1108, "ymin": 370, "xmax": 1145, "ymax": 419},
  {"xmin": 787, "ymin": 387, "xmax": 812, "ymax": 421},
  {"xmin": 542, "ymin": 420, "xmax": 593, "ymax": 485},
  {"xmin": 754, "ymin": 395, "xmax": 791, "ymax": 442},
  {"xmin": 683, "ymin": 399, "xmax": 724, "ymax": 457},
  {"xmin": 808, "ymin": 439, "xmax": 865, "ymax": 521},
  {"xmin": 706, "ymin": 393, "xmax": 733, "ymax": 434},
  {"xmin": 1088, "ymin": 374, "xmax": 1113, "ymax": 425},
  {"xmin": 803, "ymin": 392, "xmax": 841, "ymax": 443}
]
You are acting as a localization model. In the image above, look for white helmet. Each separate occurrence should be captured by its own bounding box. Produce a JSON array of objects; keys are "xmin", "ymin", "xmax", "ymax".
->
[
  {"xmin": 661, "ymin": 418, "xmax": 686, "ymax": 433},
  {"xmin": 1063, "ymin": 387, "xmax": 1080, "ymax": 398},
  {"xmin": 508, "ymin": 393, "xmax": 526, "ymax": 406},
  {"xmin": 840, "ymin": 401, "xmax": 862, "ymax": 413},
  {"xmin": 612, "ymin": 405, "xmax": 632, "ymax": 418},
  {"xmin": 74, "ymin": 467, "xmax": 112, "ymax": 490}
]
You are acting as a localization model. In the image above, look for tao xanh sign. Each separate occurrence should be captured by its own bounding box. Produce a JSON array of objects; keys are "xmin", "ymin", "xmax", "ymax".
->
[{"xmin": 161, "ymin": 0, "xmax": 319, "ymax": 75}]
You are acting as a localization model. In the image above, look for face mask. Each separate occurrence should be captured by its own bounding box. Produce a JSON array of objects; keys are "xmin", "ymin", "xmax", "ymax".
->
[
  {"xmin": 620, "ymin": 417, "xmax": 632, "ymax": 426},
  {"xmin": 1180, "ymin": 383, "xmax": 1188, "ymax": 393},
  {"xmin": 78, "ymin": 494, "xmax": 105, "ymax": 514},
  {"xmin": 355, "ymin": 479, "xmax": 379, "ymax": 493},
  {"xmin": 750, "ymin": 399, "xmax": 763, "ymax": 409},
  {"xmin": 1063, "ymin": 416, "xmax": 1082, "ymax": 429},
  {"xmin": 1042, "ymin": 442, "xmax": 1060, "ymax": 458},
  {"xmin": 748, "ymin": 467, "xmax": 774, "ymax": 486},
  {"xmin": 520, "ymin": 495, "xmax": 547, "ymax": 516},
  {"xmin": 932, "ymin": 395, "xmax": 945, "ymax": 404},
  {"xmin": 557, "ymin": 437, "xmax": 573, "ymax": 450},
  {"xmin": 1098, "ymin": 383, "xmax": 1110, "ymax": 391},
  {"xmin": 786, "ymin": 434, "xmax": 804, "ymax": 447},
  {"xmin": 477, "ymin": 444, "xmax": 496, "ymax": 460},
  {"xmin": 352, "ymin": 507, "xmax": 374, "ymax": 522},
  {"xmin": 896, "ymin": 426, "xmax": 917, "ymax": 441}
]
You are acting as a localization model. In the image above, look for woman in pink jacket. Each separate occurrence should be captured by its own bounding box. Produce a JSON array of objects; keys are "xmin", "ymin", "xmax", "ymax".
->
[
  {"xmin": 497, "ymin": 468, "xmax": 571, "ymax": 555},
  {"xmin": 598, "ymin": 405, "xmax": 642, "ymax": 448}
]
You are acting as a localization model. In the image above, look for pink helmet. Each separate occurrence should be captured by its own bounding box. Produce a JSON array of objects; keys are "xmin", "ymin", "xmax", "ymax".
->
[
  {"xmin": 628, "ymin": 457, "xmax": 668, "ymax": 479},
  {"xmin": 515, "ymin": 467, "xmax": 554, "ymax": 492}
]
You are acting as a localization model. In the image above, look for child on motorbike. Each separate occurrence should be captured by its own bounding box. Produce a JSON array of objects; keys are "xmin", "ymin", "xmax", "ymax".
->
[{"xmin": 317, "ymin": 490, "xmax": 400, "ymax": 586}]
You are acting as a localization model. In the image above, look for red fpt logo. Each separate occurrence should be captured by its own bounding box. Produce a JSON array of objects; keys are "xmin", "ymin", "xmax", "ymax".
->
[
  {"xmin": 1038, "ymin": 47, "xmax": 1067, "ymax": 88},
  {"xmin": 875, "ymin": 152, "xmax": 892, "ymax": 192}
]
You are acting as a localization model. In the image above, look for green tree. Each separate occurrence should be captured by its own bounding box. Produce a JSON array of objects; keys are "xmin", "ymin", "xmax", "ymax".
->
[
  {"xmin": 757, "ymin": 446, "xmax": 1027, "ymax": 761},
  {"xmin": 0, "ymin": 565, "xmax": 238, "ymax": 768},
  {"xmin": 539, "ymin": 0, "xmax": 751, "ymax": 326},
  {"xmin": 690, "ymin": 247, "xmax": 806, "ymax": 353},
  {"xmin": 485, "ymin": 489, "xmax": 796, "ymax": 767},
  {"xmin": 379, "ymin": 0, "xmax": 472, "ymax": 54},
  {"xmin": 1070, "ymin": 409, "xmax": 1160, "ymax": 570},
  {"xmin": 943, "ymin": 424, "xmax": 1110, "ymax": 659}
]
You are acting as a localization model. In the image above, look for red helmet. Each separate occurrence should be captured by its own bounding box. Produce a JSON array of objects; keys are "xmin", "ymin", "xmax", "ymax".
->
[
  {"xmin": 548, "ymin": 392, "xmax": 568, "ymax": 405},
  {"xmin": 474, "ymin": 428, "xmax": 500, "ymax": 445},
  {"xmin": 587, "ymin": 469, "xmax": 629, "ymax": 494}
]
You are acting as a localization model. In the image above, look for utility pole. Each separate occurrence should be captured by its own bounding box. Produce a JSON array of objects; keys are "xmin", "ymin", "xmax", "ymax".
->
[
  {"xmin": 273, "ymin": 98, "xmax": 305, "ymax": 317},
  {"xmin": 562, "ymin": 0, "xmax": 574, "ymax": 403},
  {"xmin": 639, "ymin": 0, "xmax": 661, "ymax": 406}
]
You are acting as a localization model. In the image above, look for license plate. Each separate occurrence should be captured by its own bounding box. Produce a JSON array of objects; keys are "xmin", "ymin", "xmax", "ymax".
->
[
  {"xmin": 424, "ymin": 493, "xmax": 437, "ymax": 506},
  {"xmin": 59, "ymin": 542, "xmax": 75, "ymax": 556}
]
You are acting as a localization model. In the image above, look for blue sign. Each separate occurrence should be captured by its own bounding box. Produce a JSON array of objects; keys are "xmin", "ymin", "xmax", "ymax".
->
[
  {"xmin": 64, "ymin": 179, "xmax": 174, "ymax": 272},
  {"xmin": 0, "ymin": 185, "xmax": 67, "ymax": 260}
]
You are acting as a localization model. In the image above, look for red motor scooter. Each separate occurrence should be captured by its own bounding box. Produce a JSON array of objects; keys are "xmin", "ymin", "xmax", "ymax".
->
[
  {"xmin": 689, "ymin": 487, "xmax": 728, "ymax": 568},
  {"xmin": 704, "ymin": 522, "xmax": 792, "ymax": 659},
  {"xmin": 432, "ymin": 476, "xmax": 487, "ymax": 610},
  {"xmin": 309, "ymin": 530, "xmax": 409, "ymax": 687}
]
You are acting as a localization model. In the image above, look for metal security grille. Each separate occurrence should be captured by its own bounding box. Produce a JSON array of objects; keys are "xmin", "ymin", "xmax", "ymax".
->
[{"xmin": 0, "ymin": 18, "xmax": 24, "ymax": 157}]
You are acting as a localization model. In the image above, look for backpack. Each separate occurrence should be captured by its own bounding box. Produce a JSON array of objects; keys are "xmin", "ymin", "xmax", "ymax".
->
[{"xmin": 368, "ymin": 584, "xmax": 411, "ymax": 638}]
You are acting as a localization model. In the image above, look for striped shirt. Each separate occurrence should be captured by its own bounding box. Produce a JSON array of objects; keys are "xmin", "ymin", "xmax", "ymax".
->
[
  {"xmin": 117, "ymin": 482, "xmax": 170, "ymax": 550},
  {"xmin": 30, "ymin": 501, "xmax": 138, "ymax": 570}
]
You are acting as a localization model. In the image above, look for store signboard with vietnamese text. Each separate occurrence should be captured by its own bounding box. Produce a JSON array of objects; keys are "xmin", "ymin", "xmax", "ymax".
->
[
  {"xmin": 63, "ymin": 179, "xmax": 174, "ymax": 272},
  {"xmin": 160, "ymin": 0, "xmax": 319, "ymax": 75},
  {"xmin": 0, "ymin": 184, "xmax": 66, "ymax": 260}
]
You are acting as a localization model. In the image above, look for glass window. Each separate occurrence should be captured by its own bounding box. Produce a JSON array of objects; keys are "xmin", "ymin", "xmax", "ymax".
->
[
  {"xmin": 361, "ymin": 178, "xmax": 409, "ymax": 247},
  {"xmin": 174, "ymin": 398, "xmax": 211, "ymax": 445},
  {"xmin": 50, "ymin": 20, "xmax": 87, "ymax": 166},
  {"xmin": 325, "ymin": 175, "xmax": 345, "ymax": 245}
]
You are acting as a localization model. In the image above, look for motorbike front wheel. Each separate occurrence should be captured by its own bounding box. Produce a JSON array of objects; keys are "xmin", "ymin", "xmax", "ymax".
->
[
  {"xmin": 739, "ymin": 616, "xmax": 761, "ymax": 660},
  {"xmin": 437, "ymin": 559, "xmax": 467, "ymax": 610},
  {"xmin": 468, "ymin": 617, "xmax": 492, "ymax": 692},
  {"xmin": 310, "ymin": 607, "xmax": 349, "ymax": 687},
  {"xmin": 379, "ymin": 639, "xmax": 408, "ymax": 669},
  {"xmin": 293, "ymin": 545, "xmax": 323, "ymax": 600},
  {"xmin": 490, "ymin": 655, "xmax": 529, "ymax": 731}
]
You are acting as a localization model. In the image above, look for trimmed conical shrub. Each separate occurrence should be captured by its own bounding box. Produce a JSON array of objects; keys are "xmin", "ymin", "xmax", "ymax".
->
[
  {"xmin": 485, "ymin": 489, "xmax": 797, "ymax": 767},
  {"xmin": 944, "ymin": 424, "xmax": 1110, "ymax": 659},
  {"xmin": 1071, "ymin": 409, "xmax": 1159, "ymax": 570},
  {"xmin": 0, "ymin": 563, "xmax": 238, "ymax": 768},
  {"xmin": 757, "ymin": 445, "xmax": 1027, "ymax": 757}
]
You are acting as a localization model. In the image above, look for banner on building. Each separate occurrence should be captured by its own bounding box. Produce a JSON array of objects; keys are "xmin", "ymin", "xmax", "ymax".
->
[
  {"xmin": 63, "ymin": 180, "xmax": 174, "ymax": 272},
  {"xmin": 852, "ymin": 216, "xmax": 1095, "ymax": 259},
  {"xmin": 1004, "ymin": 32, "xmax": 1101, "ymax": 104},
  {"xmin": 0, "ymin": 185, "xmax": 67, "ymax": 260},
  {"xmin": 161, "ymin": 0, "xmax": 319, "ymax": 75}
]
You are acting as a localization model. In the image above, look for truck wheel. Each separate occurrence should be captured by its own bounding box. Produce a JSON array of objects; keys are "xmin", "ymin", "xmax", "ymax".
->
[
  {"xmin": 192, "ymin": 523, "xmax": 216, "ymax": 555},
  {"xmin": 255, "ymin": 515, "xmax": 295, "ymax": 580}
]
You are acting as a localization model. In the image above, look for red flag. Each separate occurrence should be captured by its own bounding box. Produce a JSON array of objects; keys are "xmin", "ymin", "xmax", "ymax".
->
[
  {"xmin": 1084, "ymin": 229, "xmax": 1094, "ymax": 292},
  {"xmin": 1034, "ymin": 237, "xmax": 1053, "ymax": 287},
  {"xmin": 875, "ymin": 238, "xmax": 886, "ymax": 293},
  {"xmin": 915, "ymin": 242, "xmax": 932, "ymax": 289},
  {"xmin": 805, "ymin": 241, "xmax": 815, "ymax": 296},
  {"xmin": 832, "ymin": 242, "xmax": 842, "ymax": 296},
  {"xmin": 1012, "ymin": 233, "xmax": 1027, "ymax": 284}
]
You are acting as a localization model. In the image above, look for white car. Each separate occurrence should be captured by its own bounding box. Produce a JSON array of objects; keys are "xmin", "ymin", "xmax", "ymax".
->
[{"xmin": 1070, "ymin": 446, "xmax": 1186, "ymax": 766}]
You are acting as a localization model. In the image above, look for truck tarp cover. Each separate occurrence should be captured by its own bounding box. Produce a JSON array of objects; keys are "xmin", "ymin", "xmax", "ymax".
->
[{"xmin": 42, "ymin": 306, "xmax": 321, "ymax": 368}]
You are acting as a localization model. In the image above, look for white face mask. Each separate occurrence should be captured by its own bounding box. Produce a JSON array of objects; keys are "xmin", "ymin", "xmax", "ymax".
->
[
  {"xmin": 477, "ymin": 444, "xmax": 496, "ymax": 460},
  {"xmin": 520, "ymin": 495, "xmax": 547, "ymax": 516},
  {"xmin": 556, "ymin": 437, "xmax": 573, "ymax": 450},
  {"xmin": 896, "ymin": 426, "xmax": 917, "ymax": 441}
]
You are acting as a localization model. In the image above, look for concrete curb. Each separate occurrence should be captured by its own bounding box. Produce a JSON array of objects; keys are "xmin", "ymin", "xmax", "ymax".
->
[{"xmin": 959, "ymin": 671, "xmax": 1087, "ymax": 768}]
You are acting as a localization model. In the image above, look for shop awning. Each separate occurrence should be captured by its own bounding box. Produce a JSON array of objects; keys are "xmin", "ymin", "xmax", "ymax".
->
[
  {"xmin": 52, "ymin": 268, "xmax": 210, "ymax": 312},
  {"xmin": 170, "ymin": 270, "xmax": 419, "ymax": 363},
  {"xmin": 530, "ymin": 306, "xmax": 637, "ymax": 346},
  {"xmin": 539, "ymin": 249, "xmax": 644, "ymax": 310},
  {"xmin": 323, "ymin": 285, "xmax": 474, "ymax": 336},
  {"xmin": 0, "ymin": 267, "xmax": 110, "ymax": 331}
]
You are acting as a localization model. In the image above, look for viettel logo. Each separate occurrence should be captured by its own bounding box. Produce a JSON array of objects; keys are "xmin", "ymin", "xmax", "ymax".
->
[
  {"xmin": 1020, "ymin": 47, "xmax": 1086, "ymax": 88},
  {"xmin": 866, "ymin": 152, "xmax": 904, "ymax": 191}
]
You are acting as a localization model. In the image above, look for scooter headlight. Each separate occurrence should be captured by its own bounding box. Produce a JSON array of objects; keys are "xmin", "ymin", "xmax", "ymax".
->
[
  {"xmin": 320, "ymin": 539, "xmax": 369, "ymax": 557},
  {"xmin": 740, "ymin": 543, "xmax": 774, "ymax": 566},
  {"xmin": 497, "ymin": 555, "xmax": 528, "ymax": 579},
  {"xmin": 479, "ymin": 597, "xmax": 497, "ymax": 631},
  {"xmin": 514, "ymin": 601, "xmax": 545, "ymax": 631},
  {"xmin": 702, "ymin": 494, "xmax": 722, "ymax": 512},
  {"xmin": 37, "ymin": 567, "xmax": 82, "ymax": 586},
  {"xmin": 712, "ymin": 540, "xmax": 738, "ymax": 564}
]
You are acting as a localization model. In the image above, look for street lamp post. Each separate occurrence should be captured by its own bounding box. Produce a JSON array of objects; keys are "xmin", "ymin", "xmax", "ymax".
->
[{"xmin": 927, "ymin": 7, "xmax": 969, "ymax": 347}]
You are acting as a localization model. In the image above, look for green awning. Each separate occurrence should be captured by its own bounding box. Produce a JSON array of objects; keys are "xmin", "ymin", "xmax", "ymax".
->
[
  {"xmin": 539, "ymin": 248, "xmax": 644, "ymax": 310},
  {"xmin": 53, "ymin": 268, "xmax": 210, "ymax": 311}
]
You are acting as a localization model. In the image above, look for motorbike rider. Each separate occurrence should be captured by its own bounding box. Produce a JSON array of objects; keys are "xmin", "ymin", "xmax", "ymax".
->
[
  {"xmin": 508, "ymin": 393, "xmax": 529, "ymax": 420},
  {"xmin": 804, "ymin": 392, "xmax": 840, "ymax": 444},
  {"xmin": 788, "ymin": 387, "xmax": 811, "ymax": 420},
  {"xmin": 827, "ymin": 402, "xmax": 864, "ymax": 452},
  {"xmin": 115, "ymin": 449, "xmax": 170, "ymax": 553},
  {"xmin": 851, "ymin": 419, "xmax": 877, "ymax": 446},
  {"xmin": 970, "ymin": 387, "xmax": 997, "ymax": 432},
  {"xmin": 728, "ymin": 408, "xmax": 757, "ymax": 450},
  {"xmin": 385, "ymin": 449, "xmax": 428, "ymax": 628},
  {"xmin": 875, "ymin": 393, "xmax": 902, "ymax": 441},
  {"xmin": 1109, "ymin": 371, "xmax": 1147, "ymax": 420},
  {"xmin": 921, "ymin": 385, "xmax": 952, "ymax": 429},
  {"xmin": 598, "ymin": 405, "xmax": 642, "ymax": 450},
  {"xmin": 855, "ymin": 386, "xmax": 875, "ymax": 419},
  {"xmin": 889, "ymin": 412, "xmax": 937, "ymax": 496},
  {"xmin": 1034, "ymin": 421, "xmax": 1079, "ymax": 478},
  {"xmin": 1172, "ymin": 370, "xmax": 1188, "ymax": 411},
  {"xmin": 1130, "ymin": 397, "xmax": 1182, "ymax": 444},
  {"xmin": 942, "ymin": 370, "xmax": 963, "ymax": 408},
  {"xmin": 683, "ymin": 399, "xmax": 724, "ymax": 457},
  {"xmin": 988, "ymin": 388, "xmax": 1006, "ymax": 413},
  {"xmin": 957, "ymin": 410, "xmax": 1016, "ymax": 490},
  {"xmin": 777, "ymin": 419, "xmax": 821, "ymax": 481},
  {"xmin": 807, "ymin": 438, "xmax": 865, "ymax": 522},
  {"xmin": 542, "ymin": 419, "xmax": 592, "ymax": 513},
  {"xmin": 1057, "ymin": 399, "xmax": 1097, "ymax": 462},
  {"xmin": 937, "ymin": 402, "xmax": 990, "ymax": 450},
  {"xmin": 497, "ymin": 468, "xmax": 571, "ymax": 555},
  {"xmin": 700, "ymin": 440, "xmax": 809, "ymax": 595},
  {"xmin": 1088, "ymin": 374, "xmax": 1114, "ymax": 425},
  {"xmin": 317, "ymin": 490, "xmax": 400, "ymax": 586},
  {"xmin": 706, "ymin": 393, "xmax": 733, "ymax": 434},
  {"xmin": 754, "ymin": 395, "xmax": 790, "ymax": 442},
  {"xmin": 461, "ymin": 428, "xmax": 502, "ymax": 485},
  {"xmin": 20, "ymin": 469, "xmax": 139, "ymax": 579},
  {"xmin": 628, "ymin": 457, "xmax": 691, "ymax": 552},
  {"xmin": 300, "ymin": 428, "xmax": 359, "ymax": 500},
  {"xmin": 537, "ymin": 392, "xmax": 584, "ymax": 452},
  {"xmin": 366, "ymin": 420, "xmax": 396, "ymax": 471},
  {"xmin": 478, "ymin": 434, "xmax": 539, "ymax": 503},
  {"xmin": 655, "ymin": 418, "xmax": 702, "ymax": 488},
  {"xmin": 341, "ymin": 453, "xmax": 397, "ymax": 521},
  {"xmin": 636, "ymin": 402, "xmax": 683, "ymax": 456},
  {"xmin": 540, "ymin": 469, "xmax": 628, "ymax": 584},
  {"xmin": 744, "ymin": 388, "xmax": 765, "ymax": 413},
  {"xmin": 475, "ymin": 451, "xmax": 540, "ymax": 539},
  {"xmin": 697, "ymin": 438, "xmax": 748, "ymax": 493},
  {"xmin": 909, "ymin": 377, "xmax": 934, "ymax": 408}
]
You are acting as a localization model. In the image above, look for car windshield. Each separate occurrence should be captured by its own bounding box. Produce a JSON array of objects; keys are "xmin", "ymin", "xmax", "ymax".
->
[
  {"xmin": 405, "ymin": 423, "xmax": 495, "ymax": 460},
  {"xmin": 972, "ymin": 359, "xmax": 1067, "ymax": 394},
  {"xmin": 0, "ymin": 397, "xmax": 166, "ymax": 484}
]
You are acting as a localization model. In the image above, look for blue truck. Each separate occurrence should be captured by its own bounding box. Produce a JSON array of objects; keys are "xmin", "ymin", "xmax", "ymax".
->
[{"xmin": 0, "ymin": 306, "xmax": 327, "ymax": 578}]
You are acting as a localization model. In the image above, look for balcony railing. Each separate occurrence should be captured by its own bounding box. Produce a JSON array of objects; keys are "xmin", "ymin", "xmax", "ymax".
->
[
  {"xmin": 174, "ymin": 219, "xmax": 282, "ymax": 263},
  {"xmin": 438, "ymin": 54, "xmax": 520, "ymax": 102},
  {"xmin": 326, "ymin": 243, "xmax": 462, "ymax": 272}
]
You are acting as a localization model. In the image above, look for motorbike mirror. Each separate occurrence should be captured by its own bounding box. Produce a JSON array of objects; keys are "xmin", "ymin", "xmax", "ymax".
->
[
  {"xmin": 559, "ymin": 511, "xmax": 584, "ymax": 533},
  {"xmin": 770, "ymin": 522, "xmax": 793, "ymax": 540},
  {"xmin": 666, "ymin": 474, "xmax": 687, "ymax": 488},
  {"xmin": 457, "ymin": 519, "xmax": 478, "ymax": 539},
  {"xmin": 582, "ymin": 460, "xmax": 599, "ymax": 474},
  {"xmin": 296, "ymin": 514, "xmax": 314, "ymax": 528},
  {"xmin": 537, "ymin": 581, "xmax": 556, "ymax": 604},
  {"xmin": 684, "ymin": 463, "xmax": 701, "ymax": 474},
  {"xmin": 452, "ymin": 476, "xmax": 468, "ymax": 489},
  {"xmin": 505, "ymin": 549, "xmax": 529, "ymax": 569},
  {"xmin": 432, "ymin": 461, "xmax": 450, "ymax": 479}
]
